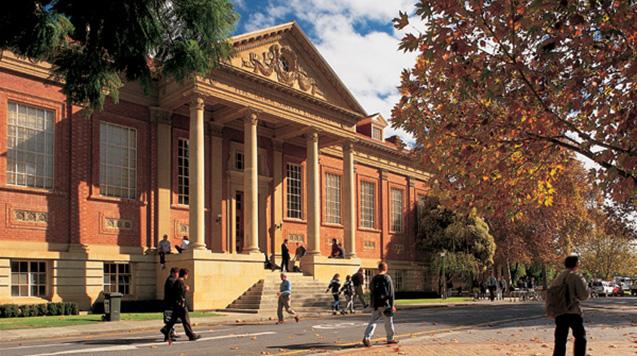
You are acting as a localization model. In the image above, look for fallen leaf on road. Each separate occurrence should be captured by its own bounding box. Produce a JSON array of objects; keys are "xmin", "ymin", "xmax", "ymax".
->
[
  {"xmin": 251, "ymin": 337, "xmax": 257, "ymax": 340},
  {"xmin": 230, "ymin": 346, "xmax": 239, "ymax": 350}
]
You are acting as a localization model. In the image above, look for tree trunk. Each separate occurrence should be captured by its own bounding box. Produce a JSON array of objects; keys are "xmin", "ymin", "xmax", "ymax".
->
[{"xmin": 541, "ymin": 263, "xmax": 548, "ymax": 289}]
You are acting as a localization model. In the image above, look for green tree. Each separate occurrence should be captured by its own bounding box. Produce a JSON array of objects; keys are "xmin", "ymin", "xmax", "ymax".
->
[
  {"xmin": 0, "ymin": 0, "xmax": 237, "ymax": 109},
  {"xmin": 417, "ymin": 197, "xmax": 496, "ymax": 288}
]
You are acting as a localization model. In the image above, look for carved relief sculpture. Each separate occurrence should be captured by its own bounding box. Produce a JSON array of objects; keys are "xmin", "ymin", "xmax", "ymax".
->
[{"xmin": 242, "ymin": 44, "xmax": 324, "ymax": 97}]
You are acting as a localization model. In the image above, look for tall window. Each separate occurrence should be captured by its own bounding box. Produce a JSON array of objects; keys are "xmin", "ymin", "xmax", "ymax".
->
[
  {"xmin": 391, "ymin": 270, "xmax": 405, "ymax": 291},
  {"xmin": 286, "ymin": 163, "xmax": 302, "ymax": 219},
  {"xmin": 11, "ymin": 261, "xmax": 47, "ymax": 297},
  {"xmin": 177, "ymin": 138, "xmax": 189, "ymax": 205},
  {"xmin": 7, "ymin": 102, "xmax": 54, "ymax": 189},
  {"xmin": 103, "ymin": 263, "xmax": 131, "ymax": 294},
  {"xmin": 360, "ymin": 181, "xmax": 375, "ymax": 228},
  {"xmin": 390, "ymin": 188, "xmax": 404, "ymax": 233},
  {"xmin": 325, "ymin": 173, "xmax": 341, "ymax": 224},
  {"xmin": 234, "ymin": 151, "xmax": 244, "ymax": 170},
  {"xmin": 100, "ymin": 122, "xmax": 137, "ymax": 199}
]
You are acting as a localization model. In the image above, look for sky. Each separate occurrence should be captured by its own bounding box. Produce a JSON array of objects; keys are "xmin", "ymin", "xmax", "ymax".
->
[{"xmin": 231, "ymin": 0, "xmax": 419, "ymax": 145}]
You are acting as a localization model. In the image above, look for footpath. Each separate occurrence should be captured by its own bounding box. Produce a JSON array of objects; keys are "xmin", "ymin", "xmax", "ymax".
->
[
  {"xmin": 334, "ymin": 303, "xmax": 637, "ymax": 356},
  {"xmin": 2, "ymin": 300, "xmax": 482, "ymax": 343}
]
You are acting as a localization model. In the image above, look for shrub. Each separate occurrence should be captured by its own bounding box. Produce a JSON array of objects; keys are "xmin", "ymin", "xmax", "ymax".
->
[
  {"xmin": 36, "ymin": 304, "xmax": 48, "ymax": 316},
  {"xmin": 3, "ymin": 304, "xmax": 18, "ymax": 318},
  {"xmin": 47, "ymin": 303, "xmax": 60, "ymax": 316},
  {"xmin": 66, "ymin": 302, "xmax": 79, "ymax": 315},
  {"xmin": 19, "ymin": 304, "xmax": 35, "ymax": 317}
]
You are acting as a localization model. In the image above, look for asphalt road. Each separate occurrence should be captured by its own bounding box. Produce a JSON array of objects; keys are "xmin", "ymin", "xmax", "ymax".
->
[{"xmin": 0, "ymin": 298, "xmax": 631, "ymax": 356}]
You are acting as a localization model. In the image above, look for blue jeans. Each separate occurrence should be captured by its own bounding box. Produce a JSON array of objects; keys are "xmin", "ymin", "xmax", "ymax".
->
[
  {"xmin": 364, "ymin": 308, "xmax": 395, "ymax": 341},
  {"xmin": 331, "ymin": 294, "xmax": 340, "ymax": 311}
]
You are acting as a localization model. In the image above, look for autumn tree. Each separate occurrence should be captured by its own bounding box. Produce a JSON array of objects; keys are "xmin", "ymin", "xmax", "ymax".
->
[
  {"xmin": 577, "ymin": 207, "xmax": 637, "ymax": 279},
  {"xmin": 0, "ymin": 0, "xmax": 237, "ymax": 109},
  {"xmin": 393, "ymin": 1, "xmax": 637, "ymax": 212}
]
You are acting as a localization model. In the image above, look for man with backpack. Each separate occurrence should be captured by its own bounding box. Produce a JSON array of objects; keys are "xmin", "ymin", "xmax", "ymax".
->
[
  {"xmin": 546, "ymin": 255, "xmax": 589, "ymax": 356},
  {"xmin": 362, "ymin": 261, "xmax": 397, "ymax": 347}
]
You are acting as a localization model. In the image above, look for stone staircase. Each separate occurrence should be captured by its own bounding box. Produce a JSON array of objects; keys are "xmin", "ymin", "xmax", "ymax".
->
[{"xmin": 224, "ymin": 272, "xmax": 335, "ymax": 314}]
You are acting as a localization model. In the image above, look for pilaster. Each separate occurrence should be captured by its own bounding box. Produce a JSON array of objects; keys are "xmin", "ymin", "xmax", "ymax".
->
[{"xmin": 306, "ymin": 130, "xmax": 320, "ymax": 255}]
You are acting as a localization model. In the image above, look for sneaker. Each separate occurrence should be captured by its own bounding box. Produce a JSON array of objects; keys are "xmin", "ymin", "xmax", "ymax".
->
[
  {"xmin": 294, "ymin": 316, "xmax": 300, "ymax": 323},
  {"xmin": 189, "ymin": 334, "xmax": 201, "ymax": 341},
  {"xmin": 387, "ymin": 340, "xmax": 399, "ymax": 345},
  {"xmin": 364, "ymin": 304, "xmax": 369, "ymax": 308},
  {"xmin": 362, "ymin": 338, "xmax": 371, "ymax": 347},
  {"xmin": 332, "ymin": 311, "xmax": 337, "ymax": 315},
  {"xmin": 276, "ymin": 320, "xmax": 284, "ymax": 324}
]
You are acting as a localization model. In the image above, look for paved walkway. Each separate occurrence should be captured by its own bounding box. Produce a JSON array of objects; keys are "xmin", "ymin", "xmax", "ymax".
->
[
  {"xmin": 3, "ymin": 301, "xmax": 493, "ymax": 342},
  {"xmin": 335, "ymin": 303, "xmax": 637, "ymax": 356}
]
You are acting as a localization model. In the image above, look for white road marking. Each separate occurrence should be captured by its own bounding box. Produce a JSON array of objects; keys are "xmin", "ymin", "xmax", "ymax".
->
[
  {"xmin": 312, "ymin": 322, "xmax": 367, "ymax": 330},
  {"xmin": 25, "ymin": 331, "xmax": 276, "ymax": 356},
  {"xmin": 0, "ymin": 344, "xmax": 72, "ymax": 351}
]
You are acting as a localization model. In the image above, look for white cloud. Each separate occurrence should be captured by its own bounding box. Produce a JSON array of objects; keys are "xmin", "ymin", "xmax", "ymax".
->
[{"xmin": 237, "ymin": 0, "xmax": 418, "ymax": 144}]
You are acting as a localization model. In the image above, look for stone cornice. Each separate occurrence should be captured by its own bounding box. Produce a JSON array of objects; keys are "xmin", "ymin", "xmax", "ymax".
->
[
  {"xmin": 321, "ymin": 146, "xmax": 429, "ymax": 182},
  {"xmin": 0, "ymin": 51, "xmax": 55, "ymax": 82}
]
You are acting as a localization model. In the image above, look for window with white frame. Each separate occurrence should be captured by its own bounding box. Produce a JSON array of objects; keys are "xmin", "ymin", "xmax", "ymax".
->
[
  {"xmin": 390, "ymin": 188, "xmax": 404, "ymax": 233},
  {"xmin": 7, "ymin": 102, "xmax": 55, "ymax": 189},
  {"xmin": 103, "ymin": 263, "xmax": 131, "ymax": 294},
  {"xmin": 325, "ymin": 173, "xmax": 341, "ymax": 224},
  {"xmin": 11, "ymin": 261, "xmax": 47, "ymax": 297},
  {"xmin": 286, "ymin": 163, "xmax": 302, "ymax": 219},
  {"xmin": 177, "ymin": 138, "xmax": 189, "ymax": 205},
  {"xmin": 372, "ymin": 126, "xmax": 383, "ymax": 141},
  {"xmin": 99, "ymin": 122, "xmax": 137, "ymax": 199},
  {"xmin": 391, "ymin": 270, "xmax": 405, "ymax": 291},
  {"xmin": 360, "ymin": 181, "xmax": 375, "ymax": 228}
]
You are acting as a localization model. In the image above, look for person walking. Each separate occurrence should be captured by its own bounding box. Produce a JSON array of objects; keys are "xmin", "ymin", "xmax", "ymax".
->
[
  {"xmin": 352, "ymin": 268, "xmax": 369, "ymax": 309},
  {"xmin": 362, "ymin": 262, "xmax": 397, "ymax": 347},
  {"xmin": 341, "ymin": 275, "xmax": 355, "ymax": 314},
  {"xmin": 161, "ymin": 268, "xmax": 200, "ymax": 343},
  {"xmin": 326, "ymin": 274, "xmax": 341, "ymax": 314},
  {"xmin": 276, "ymin": 273, "xmax": 299, "ymax": 324},
  {"xmin": 486, "ymin": 272, "xmax": 498, "ymax": 302},
  {"xmin": 550, "ymin": 255, "xmax": 589, "ymax": 356},
  {"xmin": 158, "ymin": 234, "xmax": 171, "ymax": 268},
  {"xmin": 281, "ymin": 239, "xmax": 290, "ymax": 272},
  {"xmin": 162, "ymin": 267, "xmax": 180, "ymax": 340}
]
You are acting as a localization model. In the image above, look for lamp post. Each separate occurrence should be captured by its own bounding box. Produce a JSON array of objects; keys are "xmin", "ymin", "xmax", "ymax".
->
[{"xmin": 440, "ymin": 251, "xmax": 447, "ymax": 299}]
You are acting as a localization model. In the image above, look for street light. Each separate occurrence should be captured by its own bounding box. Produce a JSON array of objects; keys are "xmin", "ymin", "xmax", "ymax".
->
[{"xmin": 440, "ymin": 251, "xmax": 447, "ymax": 299}]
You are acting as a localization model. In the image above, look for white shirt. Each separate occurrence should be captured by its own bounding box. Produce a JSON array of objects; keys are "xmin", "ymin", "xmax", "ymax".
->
[{"xmin": 180, "ymin": 239, "xmax": 190, "ymax": 250}]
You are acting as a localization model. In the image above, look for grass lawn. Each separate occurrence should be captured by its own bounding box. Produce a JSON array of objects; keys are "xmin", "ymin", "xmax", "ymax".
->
[
  {"xmin": 0, "ymin": 311, "xmax": 222, "ymax": 330},
  {"xmin": 395, "ymin": 297, "xmax": 474, "ymax": 305}
]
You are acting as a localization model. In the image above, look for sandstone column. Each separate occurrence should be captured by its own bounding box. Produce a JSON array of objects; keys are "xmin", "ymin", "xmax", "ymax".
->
[
  {"xmin": 272, "ymin": 141, "xmax": 284, "ymax": 255},
  {"xmin": 151, "ymin": 107, "xmax": 172, "ymax": 245},
  {"xmin": 188, "ymin": 97, "xmax": 206, "ymax": 249},
  {"xmin": 209, "ymin": 123, "xmax": 223, "ymax": 252},
  {"xmin": 306, "ymin": 130, "xmax": 321, "ymax": 255},
  {"xmin": 343, "ymin": 141, "xmax": 357, "ymax": 258},
  {"xmin": 243, "ymin": 111, "xmax": 260, "ymax": 254}
]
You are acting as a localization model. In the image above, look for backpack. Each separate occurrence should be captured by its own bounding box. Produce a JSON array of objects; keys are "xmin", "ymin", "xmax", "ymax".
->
[
  {"xmin": 545, "ymin": 277, "xmax": 571, "ymax": 319},
  {"xmin": 371, "ymin": 275, "xmax": 391, "ymax": 308}
]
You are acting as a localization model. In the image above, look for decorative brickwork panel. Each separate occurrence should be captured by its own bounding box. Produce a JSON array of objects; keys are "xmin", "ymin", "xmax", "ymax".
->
[
  {"xmin": 6, "ymin": 207, "xmax": 49, "ymax": 230},
  {"xmin": 99, "ymin": 214, "xmax": 134, "ymax": 235},
  {"xmin": 286, "ymin": 233, "xmax": 304, "ymax": 243}
]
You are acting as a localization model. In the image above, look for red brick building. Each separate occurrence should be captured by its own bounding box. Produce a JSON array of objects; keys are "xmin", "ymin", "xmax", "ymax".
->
[{"xmin": 0, "ymin": 23, "xmax": 429, "ymax": 309}]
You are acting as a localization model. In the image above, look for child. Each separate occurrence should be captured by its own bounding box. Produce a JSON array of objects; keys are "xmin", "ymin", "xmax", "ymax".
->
[
  {"xmin": 341, "ymin": 275, "xmax": 355, "ymax": 314},
  {"xmin": 326, "ymin": 273, "xmax": 341, "ymax": 314}
]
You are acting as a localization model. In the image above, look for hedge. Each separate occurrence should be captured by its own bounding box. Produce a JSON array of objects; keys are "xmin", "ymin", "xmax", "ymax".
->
[{"xmin": 0, "ymin": 302, "xmax": 79, "ymax": 318}]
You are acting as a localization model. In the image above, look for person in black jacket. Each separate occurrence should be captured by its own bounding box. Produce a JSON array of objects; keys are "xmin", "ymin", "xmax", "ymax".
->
[
  {"xmin": 163, "ymin": 267, "xmax": 179, "ymax": 339},
  {"xmin": 362, "ymin": 262, "xmax": 397, "ymax": 347},
  {"xmin": 281, "ymin": 239, "xmax": 290, "ymax": 272},
  {"xmin": 161, "ymin": 268, "xmax": 200, "ymax": 343},
  {"xmin": 352, "ymin": 268, "xmax": 369, "ymax": 309}
]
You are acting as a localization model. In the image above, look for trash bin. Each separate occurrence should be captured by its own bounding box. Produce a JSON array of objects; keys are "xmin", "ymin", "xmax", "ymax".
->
[{"xmin": 103, "ymin": 292, "xmax": 123, "ymax": 321}]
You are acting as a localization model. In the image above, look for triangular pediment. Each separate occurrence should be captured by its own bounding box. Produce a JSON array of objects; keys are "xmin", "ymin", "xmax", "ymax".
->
[{"xmin": 228, "ymin": 22, "xmax": 367, "ymax": 116}]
